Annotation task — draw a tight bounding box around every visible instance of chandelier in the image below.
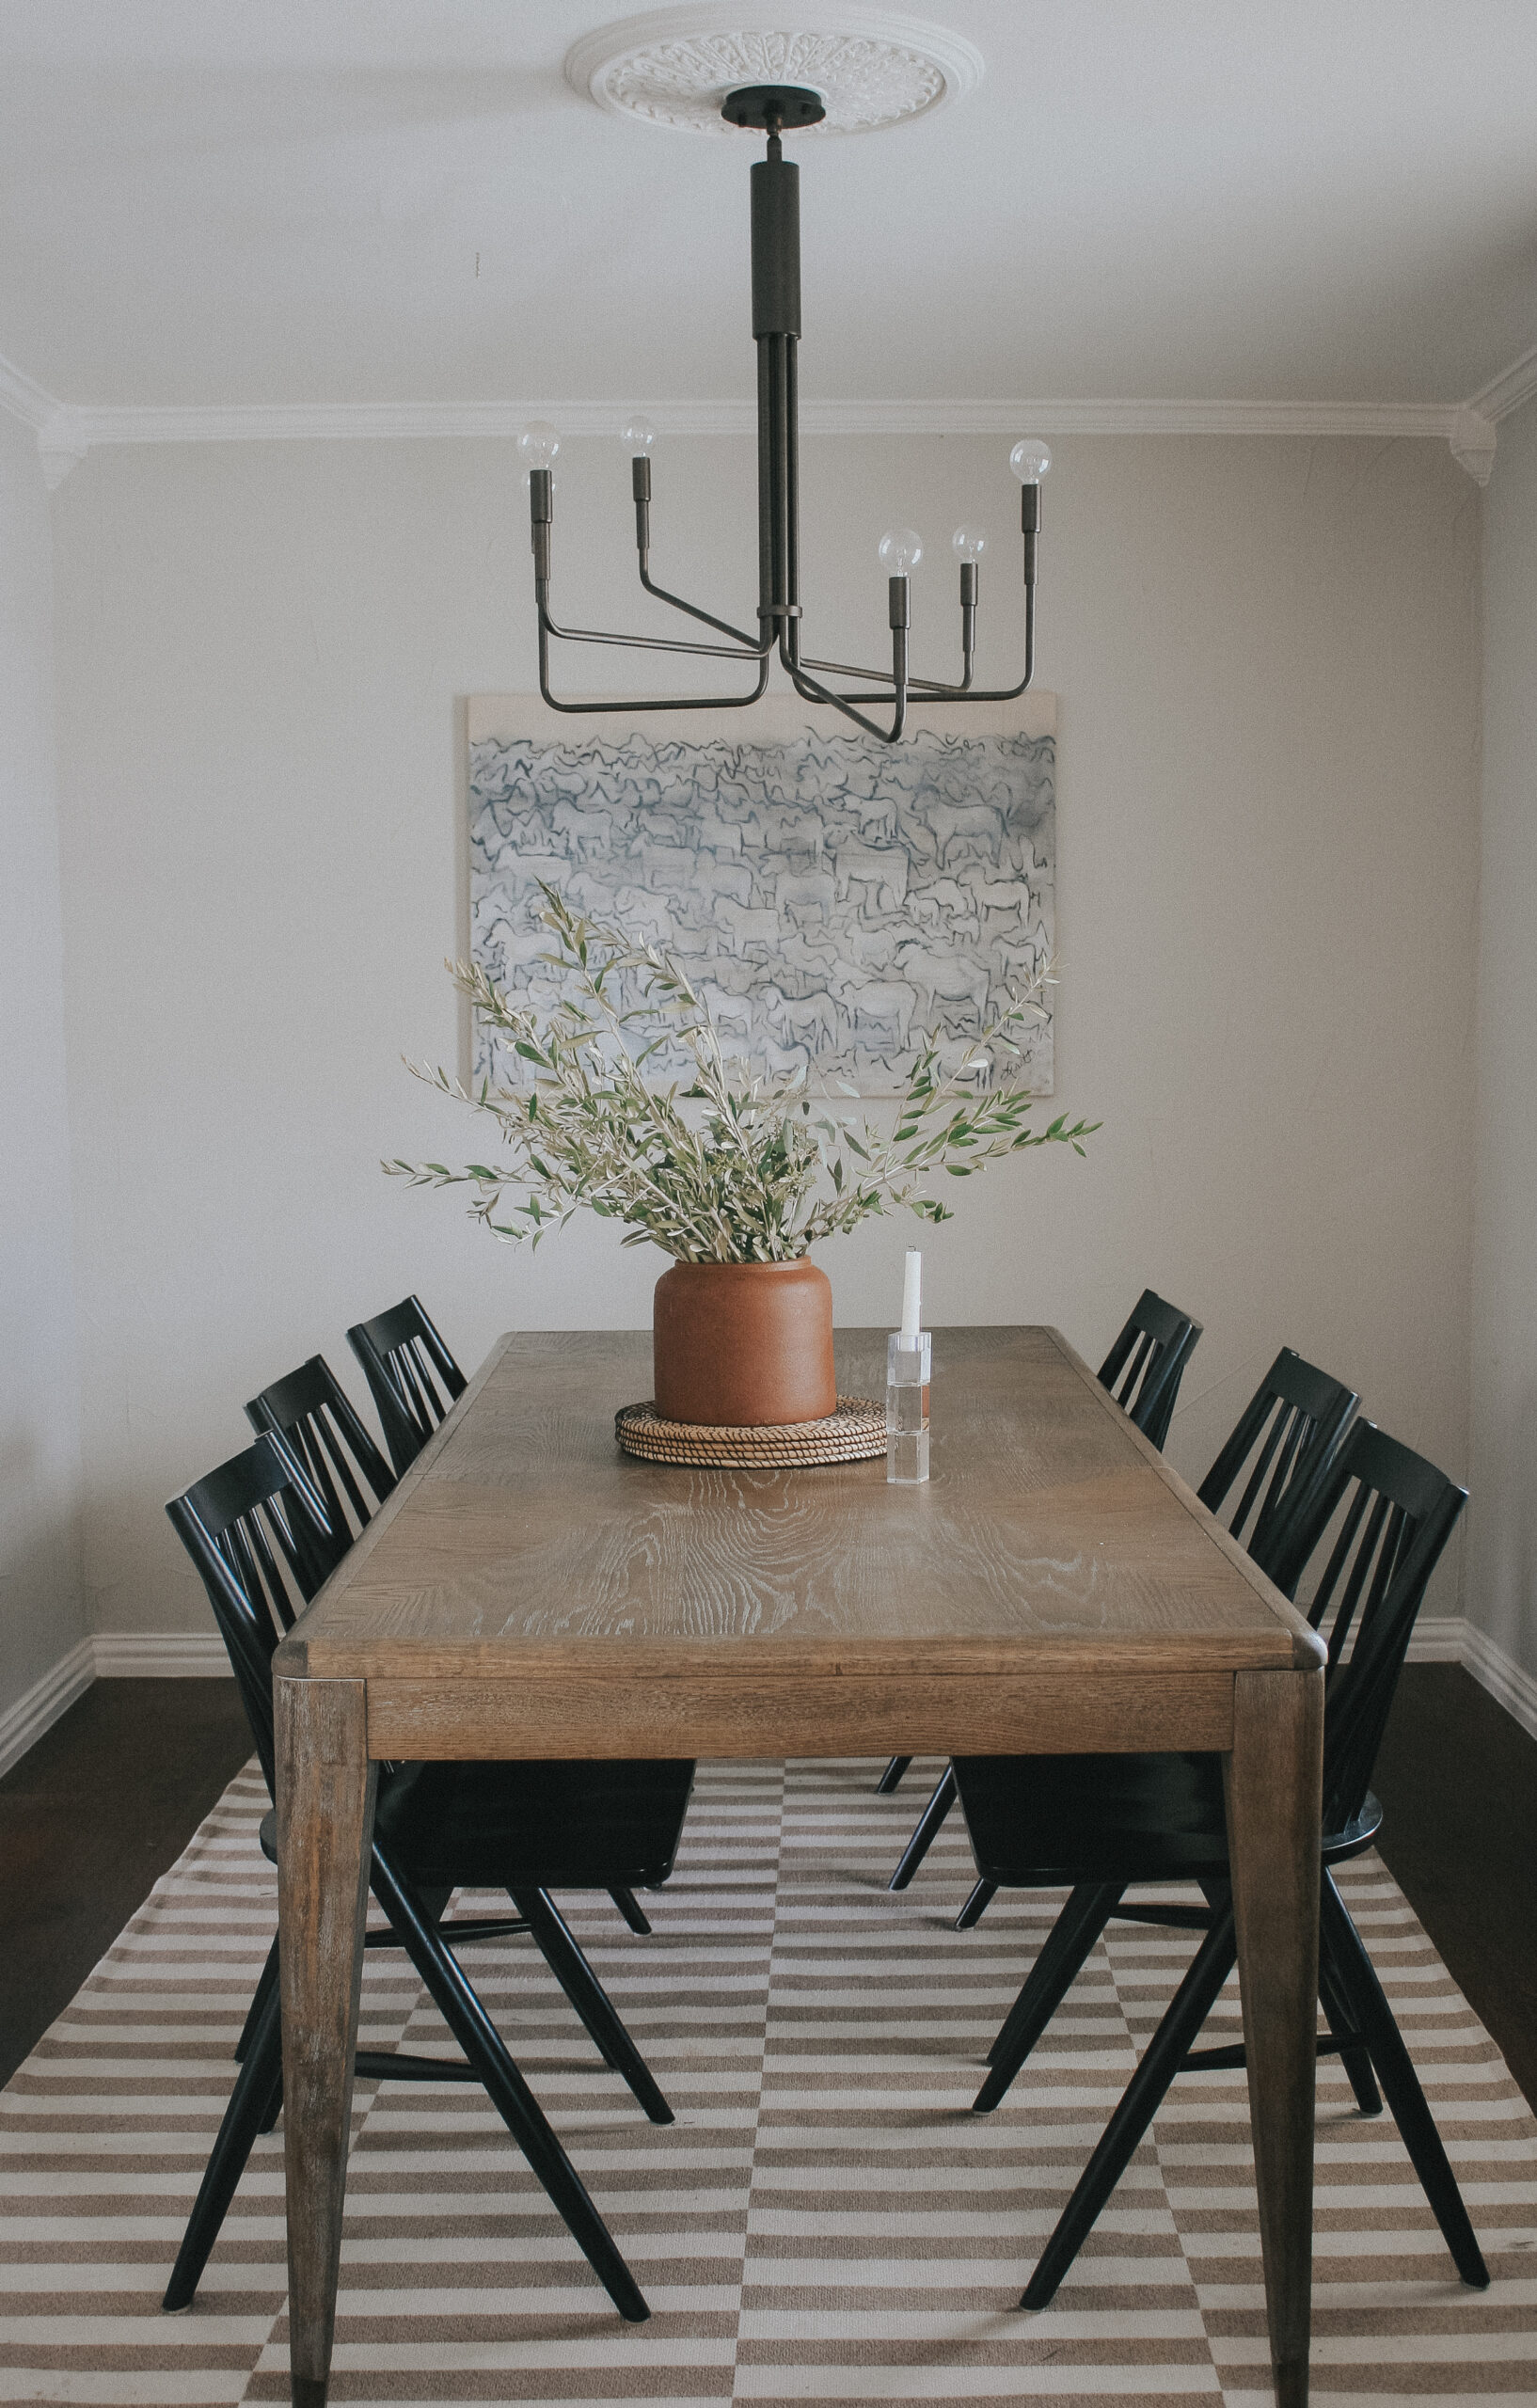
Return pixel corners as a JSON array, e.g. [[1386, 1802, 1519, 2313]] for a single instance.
[[519, 82, 1047, 744]]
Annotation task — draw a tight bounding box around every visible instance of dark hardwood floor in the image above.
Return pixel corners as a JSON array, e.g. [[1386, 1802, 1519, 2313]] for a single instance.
[[0, 1677, 251, 2088], [1, 1666, 1533, 2106], [1371, 1663, 1537, 2110]]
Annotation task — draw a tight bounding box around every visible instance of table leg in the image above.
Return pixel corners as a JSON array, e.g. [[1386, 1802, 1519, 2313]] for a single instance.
[[1223, 1664, 1324, 2408], [276, 1676, 376, 2408]]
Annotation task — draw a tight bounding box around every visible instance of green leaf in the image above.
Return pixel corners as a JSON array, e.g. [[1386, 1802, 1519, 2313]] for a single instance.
[[391, 888, 1097, 1261]]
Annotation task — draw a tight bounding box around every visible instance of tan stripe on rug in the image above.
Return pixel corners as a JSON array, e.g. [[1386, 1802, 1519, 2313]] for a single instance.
[[0, 1757, 1531, 2405]]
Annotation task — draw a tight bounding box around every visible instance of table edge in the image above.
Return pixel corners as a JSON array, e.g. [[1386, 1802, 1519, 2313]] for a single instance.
[[1041, 1326, 1325, 1671], [276, 1326, 1325, 1681]]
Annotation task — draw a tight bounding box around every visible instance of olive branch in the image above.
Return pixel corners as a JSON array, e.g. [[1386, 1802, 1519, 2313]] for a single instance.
[[387, 884, 1098, 1260]]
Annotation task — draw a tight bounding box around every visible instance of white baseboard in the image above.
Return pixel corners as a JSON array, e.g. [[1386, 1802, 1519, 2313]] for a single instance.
[[1402, 1619, 1537, 1736], [1459, 1620, 1537, 1739], [0, 1638, 96, 1781], [1405, 1618, 1467, 1664], [4, 1619, 1534, 1779], [0, 1630, 230, 1780], [89, 1632, 230, 1678]]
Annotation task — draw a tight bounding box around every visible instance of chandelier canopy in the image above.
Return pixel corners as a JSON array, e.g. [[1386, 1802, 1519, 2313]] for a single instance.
[[522, 82, 1046, 744]]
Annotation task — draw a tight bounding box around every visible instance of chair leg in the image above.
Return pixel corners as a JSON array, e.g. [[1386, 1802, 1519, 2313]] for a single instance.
[[233, 1935, 279, 2064], [976, 1882, 1124, 2107], [370, 1846, 650, 2322], [1320, 1873, 1489, 2287], [255, 2050, 284, 2135], [514, 1888, 673, 2127], [955, 1877, 999, 1929], [887, 1765, 958, 1891], [163, 1981, 283, 2310], [506, 1886, 620, 2072], [877, 1755, 912, 1794], [608, 1885, 652, 1936], [1022, 1907, 1239, 2310], [1318, 1950, 1382, 2116]]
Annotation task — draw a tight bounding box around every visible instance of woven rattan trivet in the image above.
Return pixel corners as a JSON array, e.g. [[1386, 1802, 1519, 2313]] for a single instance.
[[615, 1396, 886, 1467]]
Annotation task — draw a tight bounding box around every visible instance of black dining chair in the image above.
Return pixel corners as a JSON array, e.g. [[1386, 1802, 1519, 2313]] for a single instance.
[[947, 1345, 1360, 1929], [164, 1430, 693, 2322], [1097, 1286, 1204, 1450], [347, 1293, 467, 1478], [956, 1416, 1488, 2305], [881, 1326, 1321, 1917], [246, 1353, 658, 1940], [246, 1350, 397, 1524]]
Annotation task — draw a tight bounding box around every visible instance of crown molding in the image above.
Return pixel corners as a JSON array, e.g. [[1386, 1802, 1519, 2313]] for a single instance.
[[1466, 340, 1537, 426], [1450, 403, 1497, 488], [40, 392, 1467, 450], [0, 347, 60, 432], [0, 348, 90, 487], [9, 342, 1537, 485]]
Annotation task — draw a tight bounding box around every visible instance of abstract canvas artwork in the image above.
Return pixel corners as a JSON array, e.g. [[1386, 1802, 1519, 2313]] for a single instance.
[[466, 697, 1055, 1097]]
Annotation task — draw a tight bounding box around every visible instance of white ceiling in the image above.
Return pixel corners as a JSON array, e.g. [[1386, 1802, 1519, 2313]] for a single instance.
[[1, 1, 1535, 411]]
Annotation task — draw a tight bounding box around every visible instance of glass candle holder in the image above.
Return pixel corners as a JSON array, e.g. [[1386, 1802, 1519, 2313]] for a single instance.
[[886, 1331, 931, 1485]]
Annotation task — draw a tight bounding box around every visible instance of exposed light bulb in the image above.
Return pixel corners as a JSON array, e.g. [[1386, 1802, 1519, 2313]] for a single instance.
[[878, 527, 924, 575], [1008, 438, 1052, 484], [517, 420, 561, 471], [952, 524, 988, 561], [620, 414, 657, 456]]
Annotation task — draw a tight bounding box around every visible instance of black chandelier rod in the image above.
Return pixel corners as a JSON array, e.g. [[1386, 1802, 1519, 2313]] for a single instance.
[[528, 93, 1040, 740]]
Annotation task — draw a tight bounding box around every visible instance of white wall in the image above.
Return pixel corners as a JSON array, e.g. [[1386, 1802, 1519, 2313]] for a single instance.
[[0, 409, 85, 1719], [50, 430, 1481, 1640], [1469, 393, 1537, 1686]]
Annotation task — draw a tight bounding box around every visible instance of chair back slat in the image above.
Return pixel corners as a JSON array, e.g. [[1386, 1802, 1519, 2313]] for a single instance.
[[166, 1432, 346, 1795], [288, 1416, 356, 1533], [1263, 1418, 1466, 1832], [347, 1295, 467, 1478], [1097, 1289, 1202, 1451], [1228, 1402, 1296, 1548], [1197, 1348, 1358, 1584], [246, 1354, 395, 1541], [1322, 1488, 1392, 1666]]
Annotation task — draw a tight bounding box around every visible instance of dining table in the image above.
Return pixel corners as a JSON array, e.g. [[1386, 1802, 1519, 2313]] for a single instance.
[[272, 1323, 1327, 2407]]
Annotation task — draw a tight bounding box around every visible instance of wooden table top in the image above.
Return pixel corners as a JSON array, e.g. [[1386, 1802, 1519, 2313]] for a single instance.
[[278, 1326, 1323, 1686]]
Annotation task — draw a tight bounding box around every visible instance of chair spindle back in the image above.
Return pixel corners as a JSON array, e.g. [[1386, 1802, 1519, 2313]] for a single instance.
[[347, 1294, 467, 1478], [1196, 1348, 1358, 1583], [1267, 1419, 1466, 1834], [166, 1432, 345, 1795], [246, 1354, 395, 1541], [1097, 1289, 1202, 1450]]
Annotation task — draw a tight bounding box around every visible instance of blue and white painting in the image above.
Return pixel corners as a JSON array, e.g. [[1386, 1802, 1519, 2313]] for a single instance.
[[466, 703, 1055, 1098]]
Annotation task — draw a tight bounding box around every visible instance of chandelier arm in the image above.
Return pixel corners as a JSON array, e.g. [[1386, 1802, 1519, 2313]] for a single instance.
[[780, 653, 907, 744], [629, 460, 768, 651], [923, 582, 1036, 702], [778, 626, 908, 745], [635, 563, 768, 653], [535, 613, 772, 716], [538, 603, 768, 663], [808, 581, 1036, 705], [800, 656, 976, 697]]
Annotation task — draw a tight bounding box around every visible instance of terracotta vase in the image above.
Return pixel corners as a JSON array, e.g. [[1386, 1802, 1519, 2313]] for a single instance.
[[653, 1259, 837, 1427]]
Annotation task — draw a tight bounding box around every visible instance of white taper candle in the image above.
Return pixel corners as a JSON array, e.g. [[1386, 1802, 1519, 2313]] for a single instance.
[[901, 1247, 922, 1341]]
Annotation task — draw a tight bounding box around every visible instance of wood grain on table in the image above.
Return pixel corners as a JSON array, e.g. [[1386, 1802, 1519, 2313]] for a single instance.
[[277, 1328, 1321, 1760]]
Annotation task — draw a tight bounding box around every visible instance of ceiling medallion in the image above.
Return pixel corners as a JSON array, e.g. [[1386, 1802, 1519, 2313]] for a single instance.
[[564, 8, 984, 136]]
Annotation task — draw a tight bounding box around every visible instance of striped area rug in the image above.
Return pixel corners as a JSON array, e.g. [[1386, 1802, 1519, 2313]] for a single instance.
[[1, 1756, 1533, 2404]]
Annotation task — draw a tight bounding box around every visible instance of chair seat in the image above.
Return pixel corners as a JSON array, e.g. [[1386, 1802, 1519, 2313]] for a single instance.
[[954, 1751, 1383, 1885], [374, 1757, 695, 1890], [259, 1758, 695, 1888]]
